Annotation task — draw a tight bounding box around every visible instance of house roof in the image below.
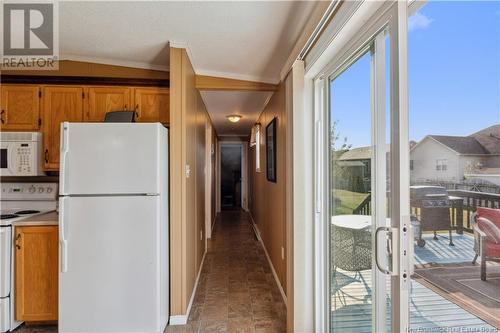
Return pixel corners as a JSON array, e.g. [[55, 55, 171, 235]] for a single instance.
[[338, 146, 371, 161], [337, 160, 366, 167], [470, 124, 500, 154], [428, 135, 489, 155]]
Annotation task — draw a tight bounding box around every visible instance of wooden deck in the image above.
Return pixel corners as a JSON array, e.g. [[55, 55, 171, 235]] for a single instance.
[[331, 233, 497, 332]]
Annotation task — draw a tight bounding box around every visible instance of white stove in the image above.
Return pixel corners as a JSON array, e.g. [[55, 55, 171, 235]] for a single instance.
[[0, 182, 58, 333]]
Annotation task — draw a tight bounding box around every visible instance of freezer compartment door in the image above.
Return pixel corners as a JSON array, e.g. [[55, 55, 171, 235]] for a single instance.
[[0, 298, 9, 333], [59, 123, 167, 195], [59, 196, 166, 333], [0, 226, 11, 298]]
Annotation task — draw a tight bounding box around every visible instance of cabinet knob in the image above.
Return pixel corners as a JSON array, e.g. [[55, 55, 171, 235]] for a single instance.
[[44, 149, 49, 163], [0, 110, 5, 124]]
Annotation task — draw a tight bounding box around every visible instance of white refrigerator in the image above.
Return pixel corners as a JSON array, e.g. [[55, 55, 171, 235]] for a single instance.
[[58, 122, 169, 333]]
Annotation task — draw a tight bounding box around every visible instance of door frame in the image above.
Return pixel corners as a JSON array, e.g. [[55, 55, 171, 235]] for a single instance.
[[217, 141, 248, 211], [303, 1, 410, 332], [205, 123, 213, 239]]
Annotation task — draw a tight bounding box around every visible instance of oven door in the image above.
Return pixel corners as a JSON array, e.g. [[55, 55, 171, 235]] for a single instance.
[[0, 298, 10, 333], [0, 226, 11, 298]]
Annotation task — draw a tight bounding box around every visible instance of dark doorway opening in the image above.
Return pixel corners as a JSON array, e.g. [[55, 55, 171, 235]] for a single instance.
[[221, 146, 242, 210]]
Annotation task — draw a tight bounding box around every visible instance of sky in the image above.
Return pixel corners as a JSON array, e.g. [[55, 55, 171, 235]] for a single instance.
[[330, 1, 500, 149]]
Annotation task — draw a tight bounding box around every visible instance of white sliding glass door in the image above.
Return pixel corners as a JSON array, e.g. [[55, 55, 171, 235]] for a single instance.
[[313, 2, 411, 332]]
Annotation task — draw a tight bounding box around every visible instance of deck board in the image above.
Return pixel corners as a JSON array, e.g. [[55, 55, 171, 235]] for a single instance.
[[331, 233, 497, 332]]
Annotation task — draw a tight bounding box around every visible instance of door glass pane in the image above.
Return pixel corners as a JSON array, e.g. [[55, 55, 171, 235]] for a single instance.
[[329, 51, 374, 332], [408, 2, 500, 331]]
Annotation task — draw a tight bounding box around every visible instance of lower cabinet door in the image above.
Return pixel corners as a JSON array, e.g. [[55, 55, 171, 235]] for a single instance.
[[15, 226, 58, 322]]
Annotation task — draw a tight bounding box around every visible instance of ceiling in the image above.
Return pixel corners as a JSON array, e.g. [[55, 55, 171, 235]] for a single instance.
[[59, 1, 319, 135], [200, 91, 273, 136]]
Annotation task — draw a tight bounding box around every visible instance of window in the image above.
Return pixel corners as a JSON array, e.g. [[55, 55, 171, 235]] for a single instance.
[[436, 159, 447, 171], [410, 159, 414, 171]]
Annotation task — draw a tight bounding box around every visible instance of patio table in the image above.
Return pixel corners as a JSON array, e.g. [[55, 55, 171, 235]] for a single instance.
[[331, 214, 373, 272]]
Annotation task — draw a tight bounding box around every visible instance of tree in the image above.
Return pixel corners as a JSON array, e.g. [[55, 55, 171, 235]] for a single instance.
[[330, 120, 352, 152]]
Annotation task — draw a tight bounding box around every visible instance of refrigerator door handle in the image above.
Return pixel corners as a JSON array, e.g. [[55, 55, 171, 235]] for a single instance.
[[59, 197, 69, 273], [60, 122, 70, 195]]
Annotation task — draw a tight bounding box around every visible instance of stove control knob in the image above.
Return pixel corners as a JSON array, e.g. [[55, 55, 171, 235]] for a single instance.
[[28, 186, 36, 194], [46, 187, 53, 193], [38, 187, 44, 193]]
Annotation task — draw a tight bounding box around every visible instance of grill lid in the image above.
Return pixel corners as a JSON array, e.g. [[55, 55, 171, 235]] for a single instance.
[[411, 186, 449, 200]]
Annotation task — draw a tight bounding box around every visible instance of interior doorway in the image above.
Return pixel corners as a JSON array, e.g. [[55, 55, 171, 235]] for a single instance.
[[220, 145, 242, 210]]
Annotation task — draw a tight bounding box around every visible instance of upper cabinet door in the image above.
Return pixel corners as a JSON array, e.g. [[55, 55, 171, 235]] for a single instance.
[[85, 87, 132, 122], [0, 85, 40, 131], [134, 88, 169, 123], [42, 86, 84, 170]]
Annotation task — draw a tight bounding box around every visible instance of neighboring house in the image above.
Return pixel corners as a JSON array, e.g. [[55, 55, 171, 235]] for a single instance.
[[410, 124, 500, 183], [337, 146, 372, 179]]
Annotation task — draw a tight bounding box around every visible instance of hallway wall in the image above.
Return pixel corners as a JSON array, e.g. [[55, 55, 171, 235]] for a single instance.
[[170, 47, 211, 317], [248, 80, 287, 292]]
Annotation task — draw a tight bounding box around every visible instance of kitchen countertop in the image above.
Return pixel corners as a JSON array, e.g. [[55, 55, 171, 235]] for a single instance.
[[13, 211, 59, 226]]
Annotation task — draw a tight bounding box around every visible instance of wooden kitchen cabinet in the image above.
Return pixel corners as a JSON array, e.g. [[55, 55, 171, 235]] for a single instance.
[[85, 86, 132, 122], [133, 88, 169, 124], [0, 85, 40, 131], [15, 226, 58, 322], [42, 86, 84, 170]]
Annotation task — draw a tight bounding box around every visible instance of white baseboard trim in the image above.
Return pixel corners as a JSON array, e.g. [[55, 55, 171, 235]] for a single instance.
[[248, 213, 288, 306], [169, 315, 188, 326], [169, 250, 207, 326]]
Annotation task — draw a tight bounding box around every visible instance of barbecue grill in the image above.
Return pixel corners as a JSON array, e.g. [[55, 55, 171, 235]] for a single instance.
[[410, 185, 455, 246]]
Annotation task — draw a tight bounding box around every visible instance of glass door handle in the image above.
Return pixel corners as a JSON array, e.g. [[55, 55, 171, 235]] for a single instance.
[[375, 226, 398, 276]]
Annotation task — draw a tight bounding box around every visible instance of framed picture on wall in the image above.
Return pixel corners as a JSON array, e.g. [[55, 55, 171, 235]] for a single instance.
[[266, 117, 277, 182]]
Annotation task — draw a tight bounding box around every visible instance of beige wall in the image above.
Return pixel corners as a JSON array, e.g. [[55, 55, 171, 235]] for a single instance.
[[170, 47, 211, 316], [248, 81, 287, 291]]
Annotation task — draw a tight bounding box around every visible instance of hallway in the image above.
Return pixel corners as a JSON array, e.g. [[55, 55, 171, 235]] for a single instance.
[[167, 210, 286, 333]]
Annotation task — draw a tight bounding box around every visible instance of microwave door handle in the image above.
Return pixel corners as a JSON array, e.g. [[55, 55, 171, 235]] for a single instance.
[[7, 144, 15, 175]]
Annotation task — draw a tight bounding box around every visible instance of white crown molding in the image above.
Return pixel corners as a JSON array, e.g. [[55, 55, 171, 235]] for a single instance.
[[59, 54, 169, 72]]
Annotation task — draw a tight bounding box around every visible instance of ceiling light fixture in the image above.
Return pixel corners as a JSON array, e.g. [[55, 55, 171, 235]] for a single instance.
[[227, 115, 242, 123]]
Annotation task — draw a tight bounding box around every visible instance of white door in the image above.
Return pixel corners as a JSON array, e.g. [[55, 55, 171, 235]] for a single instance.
[[0, 226, 11, 298], [59, 123, 166, 195], [59, 195, 165, 333]]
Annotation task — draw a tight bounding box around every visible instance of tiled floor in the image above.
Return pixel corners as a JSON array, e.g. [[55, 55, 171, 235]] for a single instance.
[[166, 210, 287, 333]]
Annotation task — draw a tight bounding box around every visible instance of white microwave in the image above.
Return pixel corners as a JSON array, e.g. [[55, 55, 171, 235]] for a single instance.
[[0, 132, 45, 176]]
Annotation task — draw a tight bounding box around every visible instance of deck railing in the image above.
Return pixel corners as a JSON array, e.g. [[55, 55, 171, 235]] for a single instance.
[[352, 194, 371, 215], [351, 190, 500, 233]]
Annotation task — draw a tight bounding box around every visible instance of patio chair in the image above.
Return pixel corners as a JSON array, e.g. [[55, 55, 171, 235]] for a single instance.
[[472, 207, 500, 281]]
